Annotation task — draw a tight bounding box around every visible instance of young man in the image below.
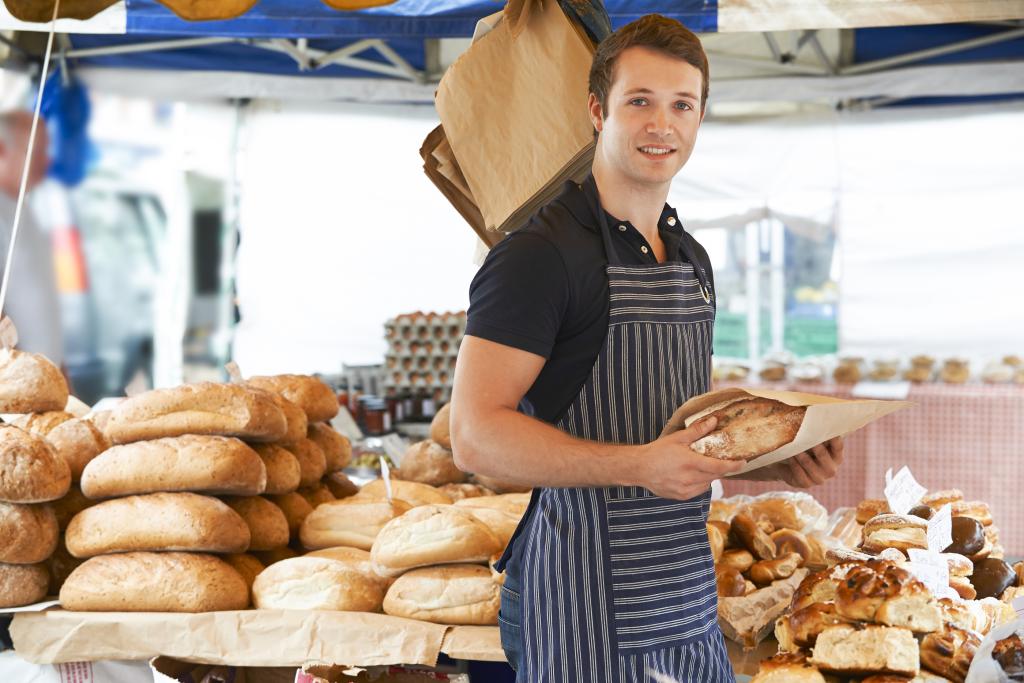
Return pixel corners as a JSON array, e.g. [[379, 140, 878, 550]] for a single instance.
[[450, 15, 843, 682]]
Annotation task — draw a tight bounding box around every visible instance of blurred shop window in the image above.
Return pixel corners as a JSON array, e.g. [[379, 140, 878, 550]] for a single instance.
[[694, 218, 838, 362]]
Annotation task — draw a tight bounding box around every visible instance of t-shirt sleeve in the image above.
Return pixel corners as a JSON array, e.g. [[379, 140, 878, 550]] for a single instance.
[[465, 231, 569, 359]]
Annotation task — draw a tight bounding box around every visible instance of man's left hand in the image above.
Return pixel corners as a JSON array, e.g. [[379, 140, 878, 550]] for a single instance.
[[738, 437, 845, 488]]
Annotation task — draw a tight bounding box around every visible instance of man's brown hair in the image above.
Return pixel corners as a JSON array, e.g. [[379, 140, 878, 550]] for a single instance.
[[588, 14, 710, 119]]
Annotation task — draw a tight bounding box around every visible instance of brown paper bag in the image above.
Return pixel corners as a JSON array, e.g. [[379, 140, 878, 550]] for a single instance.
[[661, 388, 912, 475]]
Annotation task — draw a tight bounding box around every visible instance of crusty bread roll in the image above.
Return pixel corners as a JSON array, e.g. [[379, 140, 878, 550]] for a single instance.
[[438, 483, 494, 502], [286, 438, 326, 488], [771, 529, 811, 564], [297, 484, 335, 509], [60, 552, 248, 612], [270, 393, 307, 445], [920, 625, 979, 683], [716, 565, 746, 597], [265, 492, 314, 538], [856, 499, 891, 525], [222, 496, 289, 551], [730, 513, 776, 560], [356, 479, 452, 507], [429, 403, 452, 449], [0, 561, 49, 607], [323, 471, 359, 500], [835, 561, 941, 633], [809, 624, 919, 677], [65, 492, 251, 558], [252, 545, 299, 567], [0, 501, 57, 564], [10, 411, 74, 434], [305, 546, 393, 589], [222, 552, 264, 603], [307, 423, 351, 473], [252, 444, 301, 495], [81, 435, 267, 499], [470, 473, 531, 494], [252, 556, 383, 611], [42, 418, 109, 482], [52, 485, 95, 530], [453, 493, 530, 517], [683, 397, 806, 461], [0, 349, 69, 413], [706, 523, 725, 563], [370, 505, 501, 574], [247, 375, 339, 423], [398, 440, 466, 487], [383, 564, 499, 625], [749, 552, 803, 586], [0, 425, 71, 503], [457, 505, 521, 549], [750, 653, 827, 683], [105, 382, 287, 445], [300, 498, 411, 551]]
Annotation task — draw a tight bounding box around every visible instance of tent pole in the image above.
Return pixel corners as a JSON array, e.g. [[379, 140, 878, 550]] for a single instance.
[[65, 37, 235, 59], [840, 27, 1024, 75]]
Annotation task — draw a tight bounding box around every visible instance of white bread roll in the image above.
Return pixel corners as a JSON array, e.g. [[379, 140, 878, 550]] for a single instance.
[[0, 425, 71, 503], [65, 492, 251, 558], [429, 403, 452, 449], [0, 562, 49, 607], [453, 493, 531, 517], [81, 435, 267, 499], [43, 418, 110, 482], [383, 564, 499, 625], [252, 556, 383, 611], [105, 382, 287, 445], [371, 504, 501, 574], [286, 438, 326, 488], [307, 423, 351, 472], [222, 496, 289, 551], [0, 349, 68, 413], [398, 440, 466, 487], [60, 552, 248, 612], [9, 411, 73, 434], [300, 498, 411, 551], [470, 473, 531, 494], [356, 479, 452, 507], [439, 483, 495, 502], [455, 505, 520, 549], [251, 444, 301, 495], [247, 375, 339, 423], [0, 501, 58, 564], [265, 492, 313, 538], [305, 546, 393, 589]]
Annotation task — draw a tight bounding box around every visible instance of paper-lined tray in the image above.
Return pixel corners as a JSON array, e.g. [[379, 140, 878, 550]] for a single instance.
[[11, 609, 505, 667], [662, 387, 912, 475]]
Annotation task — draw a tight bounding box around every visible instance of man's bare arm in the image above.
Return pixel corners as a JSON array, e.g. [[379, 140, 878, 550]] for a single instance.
[[450, 335, 741, 500]]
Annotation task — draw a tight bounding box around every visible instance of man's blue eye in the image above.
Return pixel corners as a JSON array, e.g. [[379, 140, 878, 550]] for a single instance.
[[630, 98, 647, 106], [676, 102, 692, 110]]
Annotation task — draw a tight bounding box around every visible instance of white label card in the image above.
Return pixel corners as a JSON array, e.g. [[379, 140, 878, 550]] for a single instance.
[[0, 316, 18, 350], [1014, 596, 1024, 620], [884, 466, 927, 516], [380, 456, 393, 503], [903, 560, 949, 597], [224, 361, 243, 383], [852, 381, 911, 400], [927, 504, 953, 553]]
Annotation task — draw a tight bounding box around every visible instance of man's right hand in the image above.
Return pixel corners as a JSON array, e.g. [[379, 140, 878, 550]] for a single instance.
[[631, 417, 744, 500]]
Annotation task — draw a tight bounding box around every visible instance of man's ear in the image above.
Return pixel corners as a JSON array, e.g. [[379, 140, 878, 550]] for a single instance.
[[587, 93, 603, 134]]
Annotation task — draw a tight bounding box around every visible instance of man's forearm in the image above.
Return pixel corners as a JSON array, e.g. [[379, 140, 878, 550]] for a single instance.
[[453, 407, 642, 489]]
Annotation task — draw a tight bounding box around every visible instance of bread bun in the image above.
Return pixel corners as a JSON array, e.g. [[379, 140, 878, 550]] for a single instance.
[[52, 485, 95, 529], [247, 375, 339, 423], [0, 425, 71, 503], [267, 394, 307, 445], [398, 440, 466, 487], [307, 423, 350, 472], [749, 552, 803, 586], [453, 493, 530, 517], [470, 473, 531, 494], [861, 514, 928, 553], [0, 349, 68, 413], [706, 523, 725, 563], [65, 492, 251, 558], [42, 418, 109, 482], [429, 403, 452, 449], [284, 438, 326, 489], [684, 397, 806, 461], [948, 575, 977, 600], [447, 505, 519, 550], [922, 489, 964, 509], [780, 602, 850, 649], [743, 494, 827, 532], [0, 501, 57, 564], [323, 471, 358, 500], [81, 435, 267, 499], [856, 499, 891, 525], [251, 546, 298, 567], [265, 492, 314, 538], [297, 484, 335, 509], [383, 564, 499, 625], [222, 496, 289, 551], [941, 553, 973, 578], [809, 624, 919, 677], [9, 411, 73, 434], [60, 552, 248, 612], [252, 556, 383, 611], [251, 444, 301, 495], [750, 653, 827, 683], [222, 552, 264, 601], [105, 382, 287, 444], [730, 513, 776, 560], [0, 561, 49, 607], [835, 560, 940, 633], [719, 548, 755, 574], [356, 479, 452, 507], [45, 537, 82, 595], [920, 625, 979, 683], [950, 500, 993, 527], [370, 504, 501, 573], [305, 546, 393, 589], [771, 529, 811, 563], [438, 483, 494, 502], [299, 497, 411, 551], [716, 565, 746, 597]]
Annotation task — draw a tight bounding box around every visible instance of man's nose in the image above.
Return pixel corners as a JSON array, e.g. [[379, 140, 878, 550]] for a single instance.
[[647, 107, 670, 134]]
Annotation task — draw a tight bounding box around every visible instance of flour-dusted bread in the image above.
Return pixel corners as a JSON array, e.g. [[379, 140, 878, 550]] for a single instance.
[[685, 397, 806, 461], [222, 496, 289, 551], [59, 552, 248, 612], [80, 435, 267, 499], [383, 564, 499, 625], [247, 375, 339, 423], [300, 497, 411, 551], [286, 438, 326, 488], [252, 556, 384, 612], [104, 382, 287, 444], [355, 479, 452, 507], [0, 501, 58, 564], [0, 562, 49, 607], [307, 422, 351, 472], [0, 425, 71, 503], [0, 349, 68, 413], [429, 403, 452, 449], [251, 444, 301, 495], [398, 440, 465, 487], [370, 504, 501, 574], [65, 492, 251, 558]]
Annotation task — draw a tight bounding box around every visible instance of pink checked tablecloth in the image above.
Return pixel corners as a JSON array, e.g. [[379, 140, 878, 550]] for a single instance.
[[719, 382, 1024, 557]]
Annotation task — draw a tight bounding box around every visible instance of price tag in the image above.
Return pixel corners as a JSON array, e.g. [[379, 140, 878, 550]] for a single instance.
[[903, 561, 948, 597], [852, 381, 911, 400], [1014, 596, 1024, 620], [380, 456, 393, 504], [0, 316, 18, 350], [224, 361, 243, 383], [927, 504, 953, 553], [884, 466, 926, 516]]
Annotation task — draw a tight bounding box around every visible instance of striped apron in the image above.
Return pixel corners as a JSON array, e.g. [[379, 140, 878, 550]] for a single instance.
[[496, 177, 733, 682]]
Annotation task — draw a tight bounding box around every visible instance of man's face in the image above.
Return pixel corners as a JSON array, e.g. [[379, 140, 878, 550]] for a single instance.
[[589, 46, 704, 188]]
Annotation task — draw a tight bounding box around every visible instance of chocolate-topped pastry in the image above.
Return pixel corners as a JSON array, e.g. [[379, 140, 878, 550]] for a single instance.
[[971, 558, 1016, 600], [908, 504, 934, 520], [945, 516, 984, 556], [993, 634, 1024, 680], [1013, 560, 1024, 587]]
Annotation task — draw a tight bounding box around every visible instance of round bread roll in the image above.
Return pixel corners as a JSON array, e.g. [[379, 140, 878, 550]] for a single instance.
[[252, 444, 301, 495], [715, 565, 746, 597], [470, 473, 531, 494], [457, 505, 520, 549], [0, 561, 49, 607], [0, 425, 71, 503], [856, 499, 891, 525], [43, 418, 109, 482], [247, 375, 339, 423], [52, 485, 95, 529], [252, 546, 299, 567], [0, 501, 58, 564], [683, 397, 806, 461], [300, 498, 412, 551], [104, 382, 287, 445], [286, 438, 327, 489], [307, 423, 351, 473], [271, 394, 307, 445], [81, 435, 267, 499], [370, 504, 501, 574], [60, 552, 248, 612], [749, 552, 803, 586], [222, 553, 265, 603], [383, 564, 499, 625], [222, 496, 289, 551], [920, 625, 979, 683], [305, 546, 393, 589], [429, 403, 452, 449], [297, 484, 335, 509], [356, 479, 452, 507], [253, 556, 383, 611], [323, 471, 358, 500], [265, 492, 314, 538], [0, 348, 69, 413], [750, 653, 827, 683], [438, 483, 494, 502], [719, 548, 755, 574], [9, 411, 74, 434], [706, 523, 725, 563], [730, 513, 776, 561], [771, 529, 811, 564], [453, 493, 530, 517], [65, 492, 251, 558], [398, 440, 466, 487]]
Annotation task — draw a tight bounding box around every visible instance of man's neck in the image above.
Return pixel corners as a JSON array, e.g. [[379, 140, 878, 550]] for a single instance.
[[591, 154, 671, 243]]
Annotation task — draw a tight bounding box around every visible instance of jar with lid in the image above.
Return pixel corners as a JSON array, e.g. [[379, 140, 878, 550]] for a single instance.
[[361, 397, 391, 436]]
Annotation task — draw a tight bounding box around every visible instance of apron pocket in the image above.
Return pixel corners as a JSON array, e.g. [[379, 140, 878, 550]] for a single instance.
[[498, 584, 523, 672]]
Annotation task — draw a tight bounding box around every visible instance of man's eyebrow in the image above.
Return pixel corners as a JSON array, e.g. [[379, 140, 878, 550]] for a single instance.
[[622, 87, 699, 99]]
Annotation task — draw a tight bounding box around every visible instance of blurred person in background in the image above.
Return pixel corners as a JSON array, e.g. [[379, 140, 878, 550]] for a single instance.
[[0, 109, 62, 365]]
